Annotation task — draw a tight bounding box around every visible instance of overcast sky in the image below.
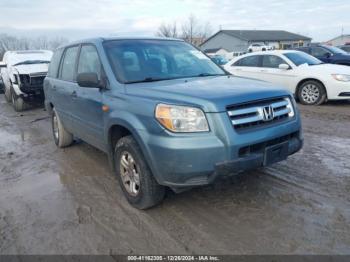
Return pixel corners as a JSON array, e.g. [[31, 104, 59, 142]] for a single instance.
[[0, 0, 349, 42]]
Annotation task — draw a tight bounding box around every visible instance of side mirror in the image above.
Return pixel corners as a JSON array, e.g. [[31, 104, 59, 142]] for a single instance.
[[325, 52, 332, 58], [0, 61, 7, 68], [77, 72, 100, 88], [278, 63, 290, 70]]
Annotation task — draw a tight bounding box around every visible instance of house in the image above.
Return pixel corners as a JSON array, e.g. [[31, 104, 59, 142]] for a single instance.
[[326, 34, 350, 46], [200, 30, 312, 53]]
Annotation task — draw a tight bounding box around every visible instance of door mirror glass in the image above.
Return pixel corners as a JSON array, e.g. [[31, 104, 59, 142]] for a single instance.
[[77, 72, 100, 88], [0, 61, 7, 68], [278, 63, 290, 70]]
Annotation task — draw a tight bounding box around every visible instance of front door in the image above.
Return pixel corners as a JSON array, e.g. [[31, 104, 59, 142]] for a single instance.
[[257, 55, 297, 93]]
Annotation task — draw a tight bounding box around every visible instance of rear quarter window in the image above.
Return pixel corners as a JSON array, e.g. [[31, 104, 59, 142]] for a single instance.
[[47, 48, 63, 78]]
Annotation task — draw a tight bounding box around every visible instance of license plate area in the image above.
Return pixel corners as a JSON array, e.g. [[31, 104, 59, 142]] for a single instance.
[[263, 141, 289, 166]]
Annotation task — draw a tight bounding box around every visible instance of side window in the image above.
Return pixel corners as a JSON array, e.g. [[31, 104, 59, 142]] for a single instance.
[[47, 48, 63, 78], [60, 46, 79, 81], [311, 47, 329, 57], [262, 55, 286, 68], [236, 56, 260, 67], [77, 45, 102, 79]]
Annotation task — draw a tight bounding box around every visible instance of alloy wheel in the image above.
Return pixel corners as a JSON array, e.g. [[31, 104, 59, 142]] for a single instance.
[[301, 84, 320, 104], [119, 151, 140, 196]]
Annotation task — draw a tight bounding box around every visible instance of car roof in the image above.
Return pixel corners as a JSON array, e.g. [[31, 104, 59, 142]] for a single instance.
[[57, 36, 184, 49]]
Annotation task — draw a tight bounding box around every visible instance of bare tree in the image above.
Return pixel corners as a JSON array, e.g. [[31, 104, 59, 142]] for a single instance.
[[156, 15, 212, 46], [156, 22, 178, 38], [0, 34, 68, 59]]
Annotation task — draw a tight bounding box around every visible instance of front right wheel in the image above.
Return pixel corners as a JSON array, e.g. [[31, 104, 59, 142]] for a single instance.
[[297, 80, 327, 105], [115, 135, 165, 209]]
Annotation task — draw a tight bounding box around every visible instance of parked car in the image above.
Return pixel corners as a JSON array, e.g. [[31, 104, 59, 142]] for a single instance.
[[0, 50, 53, 111], [248, 43, 273, 53], [295, 44, 350, 66], [209, 54, 229, 65], [44, 37, 303, 209], [224, 50, 350, 105], [338, 45, 350, 53]]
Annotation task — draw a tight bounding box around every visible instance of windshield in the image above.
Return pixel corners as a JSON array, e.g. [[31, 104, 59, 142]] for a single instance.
[[13, 60, 50, 66], [103, 40, 226, 84], [284, 52, 323, 66], [324, 45, 347, 55]]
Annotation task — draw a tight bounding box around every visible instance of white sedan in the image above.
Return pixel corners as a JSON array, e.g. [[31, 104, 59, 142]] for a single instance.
[[224, 50, 350, 105]]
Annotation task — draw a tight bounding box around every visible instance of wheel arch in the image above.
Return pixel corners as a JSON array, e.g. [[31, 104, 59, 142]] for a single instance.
[[106, 121, 154, 177], [295, 78, 327, 98]]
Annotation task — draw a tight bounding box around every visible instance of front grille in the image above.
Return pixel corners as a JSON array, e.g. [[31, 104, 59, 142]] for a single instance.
[[238, 131, 299, 157], [227, 97, 294, 131], [19, 74, 46, 93]]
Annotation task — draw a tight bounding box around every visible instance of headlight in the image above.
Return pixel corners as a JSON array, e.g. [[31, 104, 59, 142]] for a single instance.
[[332, 74, 350, 82], [155, 104, 209, 132]]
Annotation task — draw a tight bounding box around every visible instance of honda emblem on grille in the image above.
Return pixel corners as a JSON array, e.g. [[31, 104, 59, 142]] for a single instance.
[[262, 105, 274, 121]]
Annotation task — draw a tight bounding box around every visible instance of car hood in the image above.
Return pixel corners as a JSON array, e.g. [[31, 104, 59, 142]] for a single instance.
[[12, 63, 49, 75], [125, 76, 291, 112], [299, 63, 350, 74]]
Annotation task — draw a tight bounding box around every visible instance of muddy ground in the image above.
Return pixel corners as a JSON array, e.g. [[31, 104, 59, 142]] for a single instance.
[[0, 95, 350, 255]]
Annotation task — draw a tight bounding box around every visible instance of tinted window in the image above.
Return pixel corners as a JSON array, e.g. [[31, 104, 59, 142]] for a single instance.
[[47, 48, 63, 78], [103, 40, 225, 84], [284, 52, 322, 66], [77, 45, 101, 79], [311, 47, 329, 57], [324, 45, 347, 55], [237, 55, 260, 67], [262, 55, 286, 68], [60, 46, 79, 81]]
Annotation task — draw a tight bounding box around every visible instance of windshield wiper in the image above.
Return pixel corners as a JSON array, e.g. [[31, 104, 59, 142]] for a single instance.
[[196, 73, 226, 77], [125, 77, 174, 84]]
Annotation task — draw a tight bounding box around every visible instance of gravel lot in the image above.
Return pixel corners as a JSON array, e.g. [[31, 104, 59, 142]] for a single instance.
[[0, 95, 350, 255]]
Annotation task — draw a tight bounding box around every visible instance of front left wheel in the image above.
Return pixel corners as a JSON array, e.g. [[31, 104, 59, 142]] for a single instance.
[[297, 80, 327, 105], [115, 135, 165, 209]]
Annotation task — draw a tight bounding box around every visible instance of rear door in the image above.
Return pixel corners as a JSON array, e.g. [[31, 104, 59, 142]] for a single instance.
[[73, 44, 105, 151], [54, 45, 80, 132], [229, 55, 262, 79]]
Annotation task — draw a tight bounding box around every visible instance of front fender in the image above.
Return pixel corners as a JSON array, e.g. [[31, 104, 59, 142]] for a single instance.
[[105, 113, 162, 183]]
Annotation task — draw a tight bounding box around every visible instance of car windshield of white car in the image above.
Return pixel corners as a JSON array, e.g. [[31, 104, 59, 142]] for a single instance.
[[284, 52, 323, 66], [13, 60, 50, 66]]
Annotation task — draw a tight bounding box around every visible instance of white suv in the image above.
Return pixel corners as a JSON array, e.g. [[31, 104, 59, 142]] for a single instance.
[[0, 50, 52, 111], [248, 43, 273, 53]]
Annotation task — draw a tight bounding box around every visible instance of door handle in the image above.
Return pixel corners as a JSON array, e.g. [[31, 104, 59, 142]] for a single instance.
[[71, 91, 77, 98]]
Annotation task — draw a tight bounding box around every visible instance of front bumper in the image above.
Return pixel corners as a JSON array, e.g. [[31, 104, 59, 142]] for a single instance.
[[141, 112, 303, 188], [326, 80, 350, 100]]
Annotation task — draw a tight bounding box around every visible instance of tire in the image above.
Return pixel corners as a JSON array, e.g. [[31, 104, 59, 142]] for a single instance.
[[297, 80, 327, 105], [51, 108, 74, 148], [4, 87, 11, 103], [11, 89, 26, 112], [115, 135, 165, 209]]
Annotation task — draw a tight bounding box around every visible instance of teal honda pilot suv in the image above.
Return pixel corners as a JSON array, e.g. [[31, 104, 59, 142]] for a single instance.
[[44, 37, 303, 209]]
